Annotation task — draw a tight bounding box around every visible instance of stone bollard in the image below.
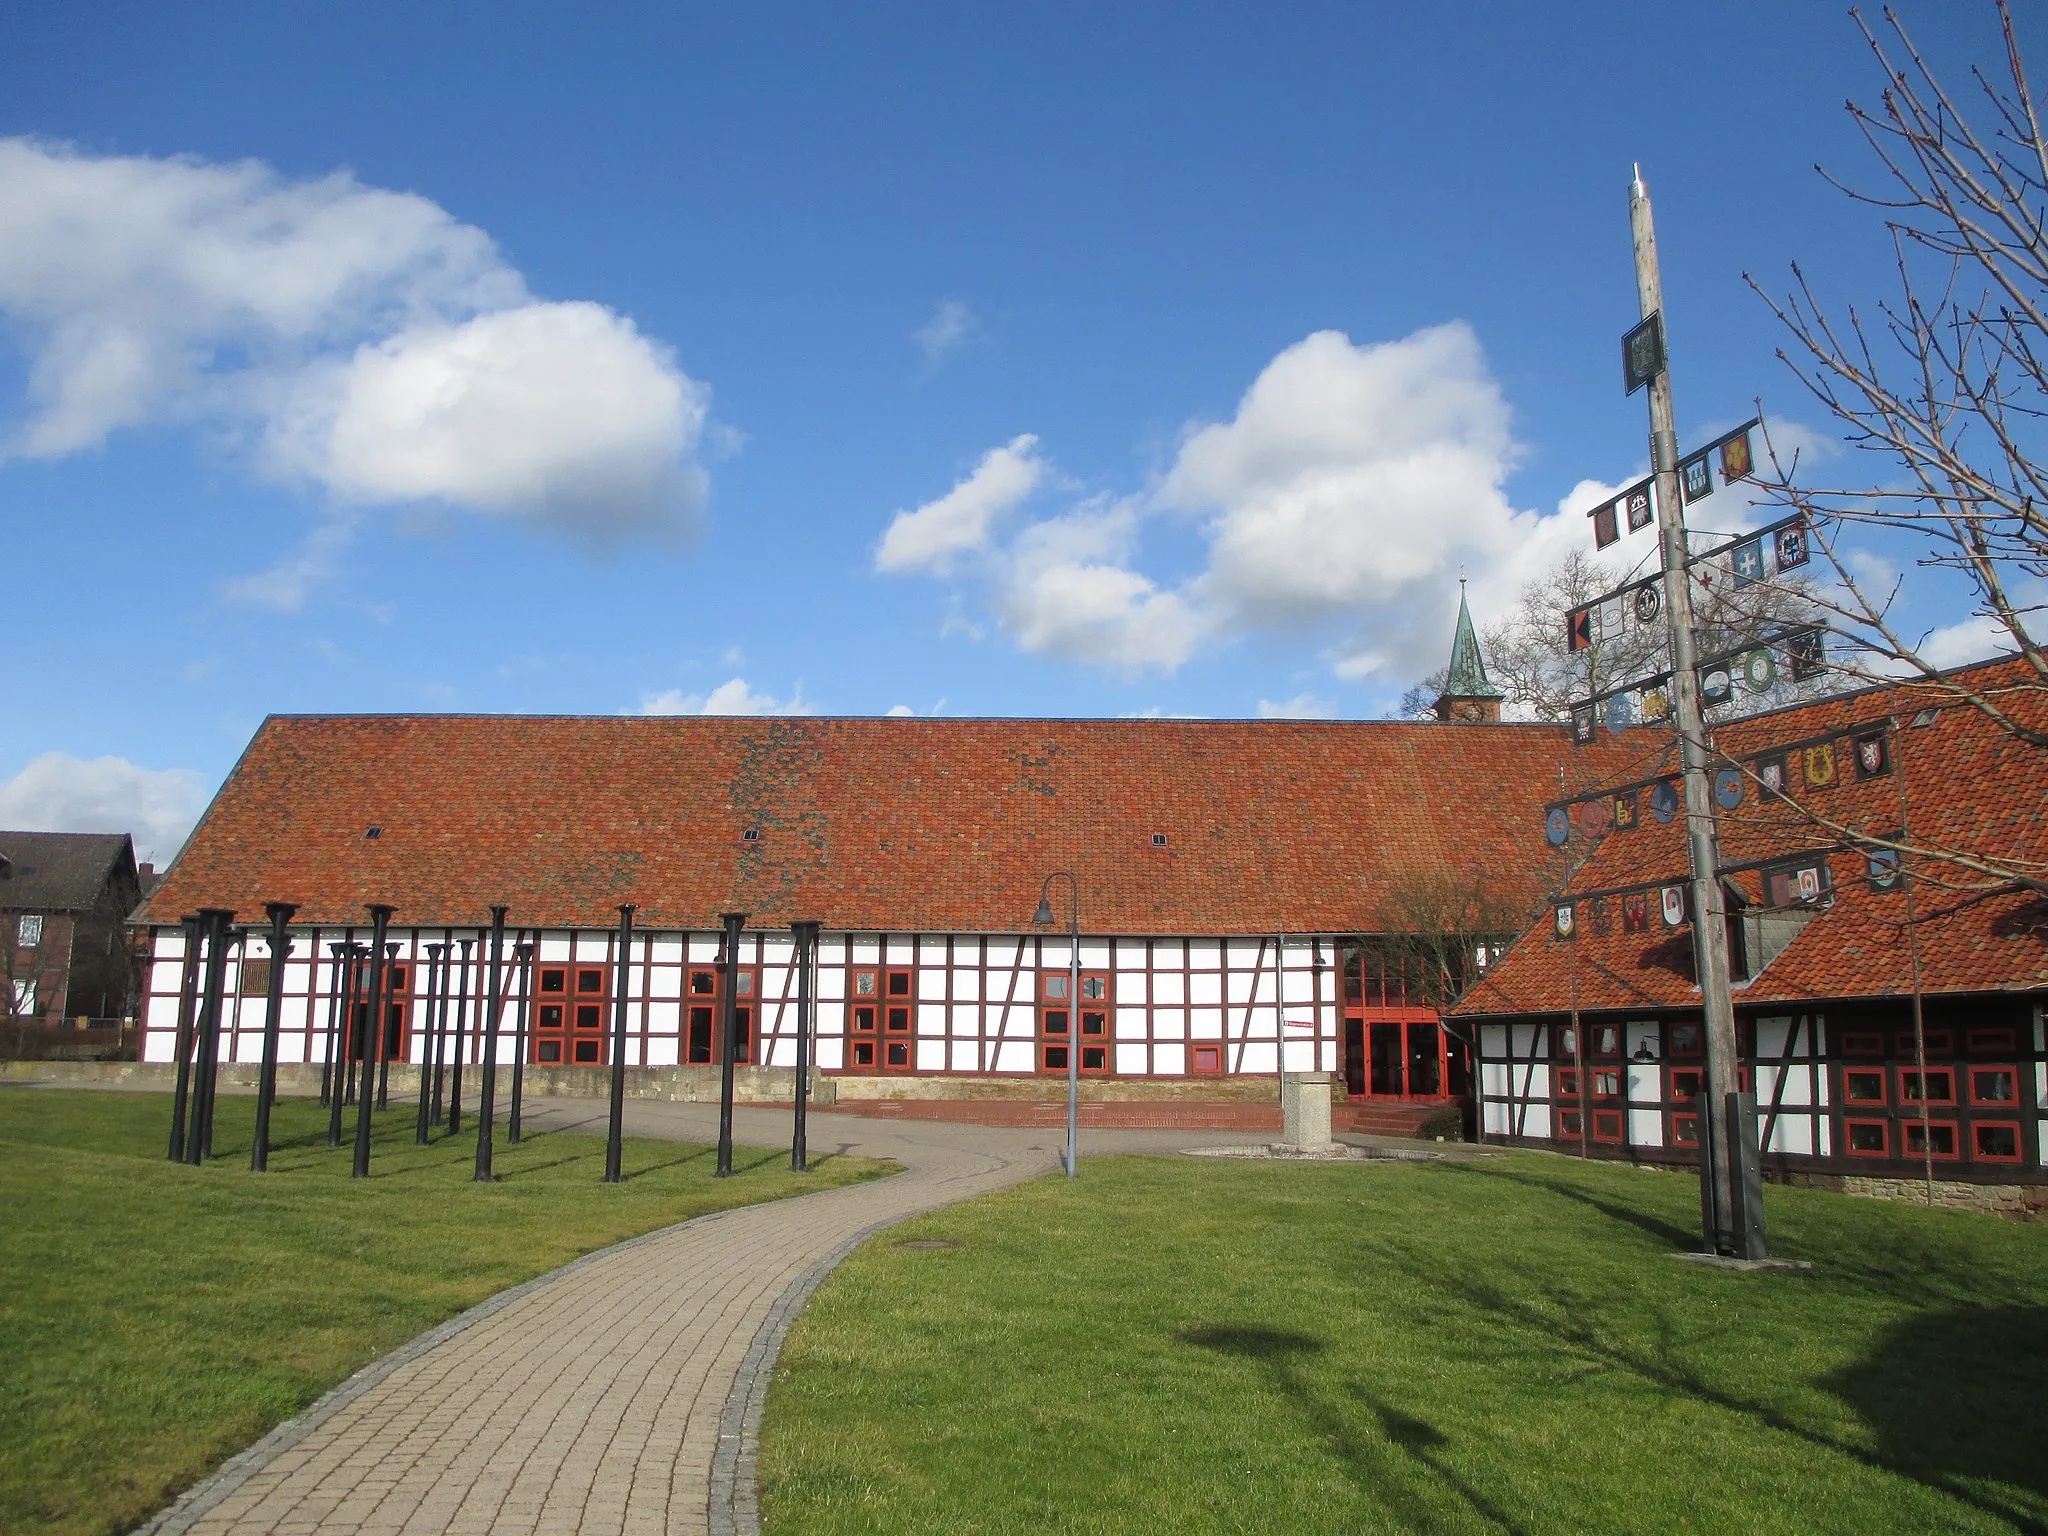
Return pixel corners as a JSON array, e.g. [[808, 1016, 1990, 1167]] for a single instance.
[[1281, 1073, 1334, 1152]]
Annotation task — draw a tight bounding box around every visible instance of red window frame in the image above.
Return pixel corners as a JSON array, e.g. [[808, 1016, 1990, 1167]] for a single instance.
[[1590, 1108, 1624, 1143], [1555, 1068, 1581, 1098], [1591, 1068, 1622, 1100], [680, 964, 758, 1068], [1591, 1025, 1622, 1059], [533, 962, 610, 1066], [1668, 1067, 1703, 1102], [1897, 1066, 1957, 1106], [1552, 1023, 1579, 1058], [1670, 1112, 1700, 1146], [1841, 1067, 1887, 1107], [1967, 1027, 2016, 1053], [1898, 1028, 1952, 1056], [1667, 1023, 1703, 1058], [1971, 1121, 2023, 1164], [1842, 1119, 1890, 1157], [1040, 970, 1110, 1075], [1840, 1030, 1884, 1056], [1558, 1108, 1584, 1137], [1190, 1042, 1224, 1074], [1968, 1065, 2019, 1106], [1904, 1119, 1961, 1160]]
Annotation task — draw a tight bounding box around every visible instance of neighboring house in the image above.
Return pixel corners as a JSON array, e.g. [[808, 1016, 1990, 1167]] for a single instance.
[[1451, 656, 2047, 1187], [128, 600, 1616, 1124], [1, 831, 146, 1027]]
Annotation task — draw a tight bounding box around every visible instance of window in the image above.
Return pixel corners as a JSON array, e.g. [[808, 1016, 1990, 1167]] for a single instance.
[[541, 969, 567, 994], [1969, 1066, 2018, 1106], [1669, 1068, 1703, 1101], [1591, 1109, 1624, 1142], [1554, 1024, 1578, 1057], [1081, 976, 1106, 1001], [1840, 1030, 1883, 1056], [1899, 1029, 1952, 1056], [1668, 1023, 1702, 1057], [887, 971, 912, 997], [577, 968, 605, 993], [1844, 1120, 1889, 1157], [1899, 1068, 1955, 1106], [1151, 833, 1168, 847], [1044, 973, 1069, 1001], [1972, 1122, 2022, 1163], [15, 914, 43, 948], [1904, 1121, 1959, 1160], [853, 971, 877, 997], [11, 979, 36, 1015], [684, 968, 757, 1067], [1592, 1069, 1621, 1098], [1592, 1026, 1621, 1058], [1555, 1068, 1580, 1098], [1559, 1109, 1584, 1136], [1191, 1043, 1223, 1073], [1671, 1113, 1700, 1146], [534, 964, 608, 1067], [1842, 1069, 1886, 1105], [1967, 1028, 2016, 1052]]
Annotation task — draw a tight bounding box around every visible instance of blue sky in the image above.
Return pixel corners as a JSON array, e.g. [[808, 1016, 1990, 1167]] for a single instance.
[[0, 2, 2022, 860]]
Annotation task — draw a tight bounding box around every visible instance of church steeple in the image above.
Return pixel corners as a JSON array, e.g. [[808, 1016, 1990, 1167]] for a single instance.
[[1434, 577, 1504, 723]]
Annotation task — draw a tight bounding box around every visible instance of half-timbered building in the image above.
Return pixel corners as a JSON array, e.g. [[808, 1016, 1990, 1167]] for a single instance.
[[1452, 656, 2048, 1195]]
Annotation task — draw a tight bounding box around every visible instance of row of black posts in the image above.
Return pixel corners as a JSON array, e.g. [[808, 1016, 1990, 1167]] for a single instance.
[[167, 902, 823, 1182]]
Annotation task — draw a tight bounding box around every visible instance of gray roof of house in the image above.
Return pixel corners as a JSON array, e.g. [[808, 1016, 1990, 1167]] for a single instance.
[[0, 831, 135, 912]]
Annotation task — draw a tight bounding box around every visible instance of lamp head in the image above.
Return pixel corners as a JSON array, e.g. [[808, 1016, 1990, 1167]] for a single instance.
[[1032, 897, 1055, 927]]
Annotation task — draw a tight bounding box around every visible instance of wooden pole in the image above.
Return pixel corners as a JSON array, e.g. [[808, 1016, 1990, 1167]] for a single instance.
[[1630, 165, 1758, 1258], [604, 907, 636, 1182], [252, 902, 297, 1171]]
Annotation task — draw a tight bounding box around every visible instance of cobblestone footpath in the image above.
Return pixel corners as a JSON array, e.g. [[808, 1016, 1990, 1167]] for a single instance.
[[139, 1100, 1088, 1536]]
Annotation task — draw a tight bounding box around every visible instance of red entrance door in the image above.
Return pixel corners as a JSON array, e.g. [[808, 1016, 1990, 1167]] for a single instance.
[[1345, 1008, 1450, 1100]]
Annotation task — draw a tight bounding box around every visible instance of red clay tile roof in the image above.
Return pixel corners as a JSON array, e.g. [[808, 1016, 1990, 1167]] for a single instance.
[[137, 714, 1644, 935], [1452, 657, 2048, 1016]]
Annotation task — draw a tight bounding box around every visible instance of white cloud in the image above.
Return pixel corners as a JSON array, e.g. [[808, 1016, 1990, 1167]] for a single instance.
[[876, 433, 1042, 576], [636, 677, 818, 716], [1256, 692, 1338, 719], [1919, 609, 2028, 668], [995, 498, 1205, 671], [221, 519, 354, 612], [914, 299, 980, 364], [885, 703, 915, 717], [0, 753, 207, 865], [0, 138, 711, 557]]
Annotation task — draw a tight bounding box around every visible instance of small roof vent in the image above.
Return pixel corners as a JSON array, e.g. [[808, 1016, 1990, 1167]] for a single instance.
[[1150, 833, 1168, 847], [741, 828, 760, 842], [364, 826, 383, 840]]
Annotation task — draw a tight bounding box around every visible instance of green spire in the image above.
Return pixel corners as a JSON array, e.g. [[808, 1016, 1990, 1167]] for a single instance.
[[1443, 580, 1503, 700]]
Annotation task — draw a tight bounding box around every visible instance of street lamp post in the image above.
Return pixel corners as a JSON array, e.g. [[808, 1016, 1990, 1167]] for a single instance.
[[1033, 873, 1081, 1180]]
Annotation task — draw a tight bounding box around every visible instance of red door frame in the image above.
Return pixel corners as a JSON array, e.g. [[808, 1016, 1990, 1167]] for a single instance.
[[1344, 1006, 1456, 1102]]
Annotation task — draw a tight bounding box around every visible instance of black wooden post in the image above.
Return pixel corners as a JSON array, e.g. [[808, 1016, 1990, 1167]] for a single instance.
[[447, 937, 473, 1134], [790, 920, 818, 1172], [376, 941, 399, 1110], [714, 911, 747, 1178], [319, 934, 349, 1107], [186, 909, 234, 1164], [473, 907, 508, 1182], [167, 915, 202, 1161], [327, 944, 361, 1148], [252, 902, 297, 1172], [351, 906, 394, 1178], [508, 939, 534, 1143], [416, 942, 444, 1145], [604, 906, 637, 1182], [427, 937, 450, 1127]]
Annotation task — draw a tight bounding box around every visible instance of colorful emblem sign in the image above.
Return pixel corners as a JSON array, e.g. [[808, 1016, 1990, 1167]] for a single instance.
[[1775, 520, 1809, 570], [1681, 455, 1714, 503], [1567, 607, 1593, 651], [1640, 685, 1670, 724], [1700, 665, 1734, 706], [1555, 903, 1577, 939], [1742, 648, 1777, 694], [1603, 692, 1634, 733], [1622, 892, 1650, 932], [1804, 741, 1838, 789], [1579, 798, 1611, 838], [1661, 885, 1687, 928], [1867, 847, 1902, 891], [1719, 430, 1754, 483], [1650, 780, 1680, 822], [1633, 582, 1661, 626], [1592, 501, 1619, 549], [1623, 313, 1665, 395], [1756, 752, 1788, 796], [1731, 537, 1765, 588], [1853, 731, 1890, 780], [1613, 789, 1639, 831], [1788, 626, 1825, 681], [1546, 808, 1571, 846], [1713, 768, 1743, 809], [1570, 702, 1597, 745], [1626, 485, 1654, 531]]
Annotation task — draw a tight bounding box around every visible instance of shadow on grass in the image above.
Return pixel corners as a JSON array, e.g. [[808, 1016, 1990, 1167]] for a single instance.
[[1385, 1241, 2048, 1534], [1178, 1322, 1525, 1533], [1432, 1159, 1700, 1250], [1825, 1305, 2048, 1524]]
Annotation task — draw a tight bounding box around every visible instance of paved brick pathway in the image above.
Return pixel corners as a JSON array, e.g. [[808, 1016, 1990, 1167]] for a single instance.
[[140, 1100, 1229, 1536]]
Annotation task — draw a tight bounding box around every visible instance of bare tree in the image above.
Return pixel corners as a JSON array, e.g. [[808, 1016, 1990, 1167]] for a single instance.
[[1400, 548, 1828, 723], [1743, 1, 2048, 899], [1362, 865, 1546, 1006]]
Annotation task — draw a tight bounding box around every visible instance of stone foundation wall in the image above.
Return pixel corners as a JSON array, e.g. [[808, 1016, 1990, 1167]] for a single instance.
[[1790, 1172, 2048, 1222], [0, 1060, 835, 1106]]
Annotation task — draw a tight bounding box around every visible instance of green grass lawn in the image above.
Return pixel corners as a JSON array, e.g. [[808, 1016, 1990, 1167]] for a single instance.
[[0, 1088, 891, 1536], [762, 1154, 2048, 1535]]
